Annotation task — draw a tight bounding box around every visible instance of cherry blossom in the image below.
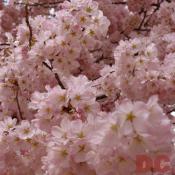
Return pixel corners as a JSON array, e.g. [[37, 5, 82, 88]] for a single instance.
[[0, 0, 174, 174]]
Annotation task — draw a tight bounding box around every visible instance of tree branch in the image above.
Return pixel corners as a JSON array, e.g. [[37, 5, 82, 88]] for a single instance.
[[0, 43, 10, 46], [25, 4, 33, 48], [43, 61, 65, 89], [144, 0, 164, 26], [135, 10, 147, 31], [96, 94, 108, 101], [15, 82, 23, 121], [15, 1, 64, 8], [112, 2, 126, 5]]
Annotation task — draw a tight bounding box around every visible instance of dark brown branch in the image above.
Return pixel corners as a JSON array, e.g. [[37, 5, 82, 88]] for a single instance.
[[96, 94, 108, 101], [144, 0, 164, 26], [131, 65, 136, 77], [25, 4, 33, 48], [134, 28, 151, 32], [0, 43, 10, 46], [120, 31, 130, 40], [15, 83, 23, 121], [112, 2, 127, 5], [0, 43, 11, 51], [15, 1, 64, 8], [43, 61, 65, 89], [166, 105, 175, 114], [135, 10, 147, 31], [43, 61, 52, 70], [95, 54, 104, 63], [54, 73, 65, 89], [89, 48, 102, 53]]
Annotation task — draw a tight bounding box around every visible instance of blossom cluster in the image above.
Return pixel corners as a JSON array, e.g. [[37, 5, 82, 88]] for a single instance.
[[0, 0, 175, 174]]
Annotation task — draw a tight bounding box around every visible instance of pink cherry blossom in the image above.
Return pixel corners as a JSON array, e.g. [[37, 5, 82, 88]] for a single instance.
[[0, 0, 175, 174]]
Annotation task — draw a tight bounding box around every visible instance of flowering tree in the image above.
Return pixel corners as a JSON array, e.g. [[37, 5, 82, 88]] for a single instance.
[[0, 0, 175, 174]]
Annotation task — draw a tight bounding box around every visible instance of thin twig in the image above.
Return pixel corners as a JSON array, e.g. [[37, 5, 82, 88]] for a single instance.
[[134, 28, 151, 32], [96, 94, 108, 101], [166, 106, 175, 114], [0, 43, 11, 51], [43, 61, 52, 70], [120, 31, 130, 40], [15, 84, 23, 121], [112, 2, 127, 5], [25, 4, 33, 48], [135, 10, 147, 31], [15, 1, 64, 8], [144, 0, 164, 26], [43, 61, 65, 89], [54, 73, 65, 89], [0, 43, 10, 46]]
